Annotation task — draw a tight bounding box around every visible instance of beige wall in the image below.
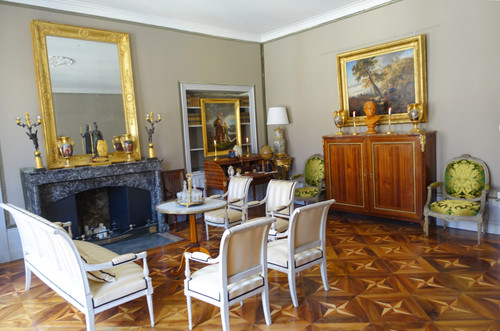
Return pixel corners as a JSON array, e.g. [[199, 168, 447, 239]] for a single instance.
[[1, 0, 500, 211], [263, 0, 500, 197], [0, 3, 264, 208]]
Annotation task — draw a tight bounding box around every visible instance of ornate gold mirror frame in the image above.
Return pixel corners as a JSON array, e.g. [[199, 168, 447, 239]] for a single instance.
[[31, 20, 140, 169]]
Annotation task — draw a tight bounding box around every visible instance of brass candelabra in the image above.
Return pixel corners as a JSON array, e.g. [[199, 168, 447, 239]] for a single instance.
[[146, 112, 162, 159], [16, 112, 44, 170]]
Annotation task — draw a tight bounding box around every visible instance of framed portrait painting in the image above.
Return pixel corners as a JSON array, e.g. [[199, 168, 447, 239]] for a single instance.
[[201, 98, 241, 157], [337, 34, 427, 126]]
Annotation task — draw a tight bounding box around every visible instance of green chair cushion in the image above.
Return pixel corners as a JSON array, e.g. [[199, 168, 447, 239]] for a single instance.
[[304, 156, 325, 187], [295, 187, 320, 198], [430, 199, 481, 216], [445, 159, 485, 199]]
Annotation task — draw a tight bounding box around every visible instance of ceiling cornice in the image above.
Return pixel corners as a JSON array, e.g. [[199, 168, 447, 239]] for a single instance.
[[3, 0, 396, 43]]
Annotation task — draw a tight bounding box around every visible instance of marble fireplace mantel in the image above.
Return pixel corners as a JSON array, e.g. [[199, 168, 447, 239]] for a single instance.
[[20, 159, 166, 233]]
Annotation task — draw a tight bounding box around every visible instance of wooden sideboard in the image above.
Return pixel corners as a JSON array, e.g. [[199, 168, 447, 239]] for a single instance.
[[322, 132, 436, 223], [204, 155, 278, 197]]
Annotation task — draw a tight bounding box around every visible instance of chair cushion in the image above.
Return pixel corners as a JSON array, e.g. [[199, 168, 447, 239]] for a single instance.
[[295, 186, 320, 198], [205, 208, 243, 224], [274, 218, 289, 233], [267, 239, 323, 269], [445, 159, 486, 199], [74, 240, 116, 283], [187, 263, 264, 301], [430, 199, 481, 216], [74, 240, 148, 308]]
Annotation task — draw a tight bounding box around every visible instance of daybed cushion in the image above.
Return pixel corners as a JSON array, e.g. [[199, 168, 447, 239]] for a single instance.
[[73, 240, 148, 308]]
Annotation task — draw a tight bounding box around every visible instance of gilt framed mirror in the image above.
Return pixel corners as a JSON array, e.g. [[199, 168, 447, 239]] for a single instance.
[[31, 20, 141, 169]]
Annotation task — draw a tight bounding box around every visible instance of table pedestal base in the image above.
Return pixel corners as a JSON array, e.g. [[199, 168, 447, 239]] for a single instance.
[[171, 213, 210, 277]]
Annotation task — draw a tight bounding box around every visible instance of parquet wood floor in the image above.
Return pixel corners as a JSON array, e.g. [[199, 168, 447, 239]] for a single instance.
[[1, 210, 500, 330]]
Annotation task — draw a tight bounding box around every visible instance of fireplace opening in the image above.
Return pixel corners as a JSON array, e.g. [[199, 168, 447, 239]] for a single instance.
[[45, 186, 157, 244]]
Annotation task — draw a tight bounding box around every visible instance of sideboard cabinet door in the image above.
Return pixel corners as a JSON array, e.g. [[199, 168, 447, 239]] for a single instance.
[[323, 132, 436, 223]]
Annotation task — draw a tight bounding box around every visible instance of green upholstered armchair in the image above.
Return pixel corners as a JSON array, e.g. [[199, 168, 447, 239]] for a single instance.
[[291, 154, 326, 205], [423, 154, 490, 244]]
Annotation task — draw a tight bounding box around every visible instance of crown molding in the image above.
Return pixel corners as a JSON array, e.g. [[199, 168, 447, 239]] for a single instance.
[[4, 0, 395, 43]]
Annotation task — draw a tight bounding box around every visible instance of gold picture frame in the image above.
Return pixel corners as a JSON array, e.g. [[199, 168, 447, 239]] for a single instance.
[[201, 98, 241, 157], [31, 20, 140, 169], [337, 34, 427, 126]]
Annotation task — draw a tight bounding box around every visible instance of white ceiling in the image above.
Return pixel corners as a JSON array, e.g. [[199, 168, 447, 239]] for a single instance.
[[6, 0, 395, 42]]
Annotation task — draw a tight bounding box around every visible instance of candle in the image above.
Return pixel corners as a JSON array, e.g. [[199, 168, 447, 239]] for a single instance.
[[214, 139, 216, 146], [388, 107, 392, 115], [246, 137, 249, 144], [37, 115, 41, 123], [146, 113, 150, 120], [353, 110, 356, 118], [158, 114, 161, 121]]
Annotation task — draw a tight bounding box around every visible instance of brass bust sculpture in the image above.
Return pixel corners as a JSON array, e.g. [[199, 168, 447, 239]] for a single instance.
[[364, 101, 380, 134]]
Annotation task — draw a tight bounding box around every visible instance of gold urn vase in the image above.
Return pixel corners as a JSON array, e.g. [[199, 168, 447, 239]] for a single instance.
[[121, 134, 136, 162], [58, 136, 74, 168]]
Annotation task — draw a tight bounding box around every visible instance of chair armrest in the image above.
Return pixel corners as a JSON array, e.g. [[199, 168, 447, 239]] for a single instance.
[[428, 182, 442, 189], [209, 194, 222, 199], [425, 182, 443, 206], [247, 200, 263, 207], [272, 205, 287, 213], [291, 174, 303, 181], [185, 251, 219, 264], [229, 198, 242, 204], [83, 251, 147, 271], [54, 221, 73, 238], [184, 251, 219, 278]]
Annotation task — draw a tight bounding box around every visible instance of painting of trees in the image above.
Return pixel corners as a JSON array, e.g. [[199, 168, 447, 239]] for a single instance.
[[347, 49, 415, 115]]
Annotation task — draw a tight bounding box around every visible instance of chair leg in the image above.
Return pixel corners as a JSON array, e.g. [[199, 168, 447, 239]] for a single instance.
[[288, 271, 299, 307], [477, 222, 482, 245], [206, 223, 210, 240], [424, 216, 429, 237], [262, 283, 272, 325], [25, 264, 32, 290], [320, 258, 329, 291], [146, 293, 155, 327], [85, 311, 95, 331], [221, 301, 230, 331], [186, 295, 193, 330]]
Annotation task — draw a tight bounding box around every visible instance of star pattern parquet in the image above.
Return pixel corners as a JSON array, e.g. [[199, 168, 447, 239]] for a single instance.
[[1, 209, 500, 330]]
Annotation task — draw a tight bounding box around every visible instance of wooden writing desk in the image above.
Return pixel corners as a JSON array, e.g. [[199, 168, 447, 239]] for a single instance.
[[204, 155, 278, 198]]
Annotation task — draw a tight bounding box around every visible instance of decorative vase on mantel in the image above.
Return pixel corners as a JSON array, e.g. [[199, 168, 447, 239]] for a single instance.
[[58, 136, 74, 168], [121, 133, 136, 162]]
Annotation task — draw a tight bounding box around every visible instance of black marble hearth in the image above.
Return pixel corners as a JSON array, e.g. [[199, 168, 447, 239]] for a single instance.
[[20, 159, 166, 243]]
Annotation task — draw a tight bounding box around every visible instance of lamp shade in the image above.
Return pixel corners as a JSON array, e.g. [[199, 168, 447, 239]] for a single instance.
[[267, 107, 289, 126]]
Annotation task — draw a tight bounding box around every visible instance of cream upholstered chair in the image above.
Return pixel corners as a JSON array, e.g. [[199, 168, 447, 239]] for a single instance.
[[267, 199, 334, 307], [184, 217, 274, 331], [292, 154, 326, 205], [423, 154, 490, 244], [249, 179, 297, 240], [204, 176, 253, 240], [0, 203, 154, 331]]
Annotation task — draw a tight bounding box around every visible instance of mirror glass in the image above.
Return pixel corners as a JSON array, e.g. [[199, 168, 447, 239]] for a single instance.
[[31, 20, 140, 169], [47, 36, 126, 155]]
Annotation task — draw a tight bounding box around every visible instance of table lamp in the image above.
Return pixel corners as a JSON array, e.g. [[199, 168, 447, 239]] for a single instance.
[[267, 106, 289, 159]]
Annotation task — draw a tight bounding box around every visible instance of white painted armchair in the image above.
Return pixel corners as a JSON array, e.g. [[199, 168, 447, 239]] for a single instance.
[[204, 176, 253, 240], [267, 199, 334, 307], [184, 217, 274, 330], [0, 203, 154, 331]]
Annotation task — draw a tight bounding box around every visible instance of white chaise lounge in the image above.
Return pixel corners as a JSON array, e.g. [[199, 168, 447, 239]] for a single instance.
[[0, 203, 154, 331]]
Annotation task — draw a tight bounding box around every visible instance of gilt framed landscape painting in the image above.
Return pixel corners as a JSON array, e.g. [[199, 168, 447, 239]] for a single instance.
[[337, 34, 427, 126], [201, 98, 241, 157]]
